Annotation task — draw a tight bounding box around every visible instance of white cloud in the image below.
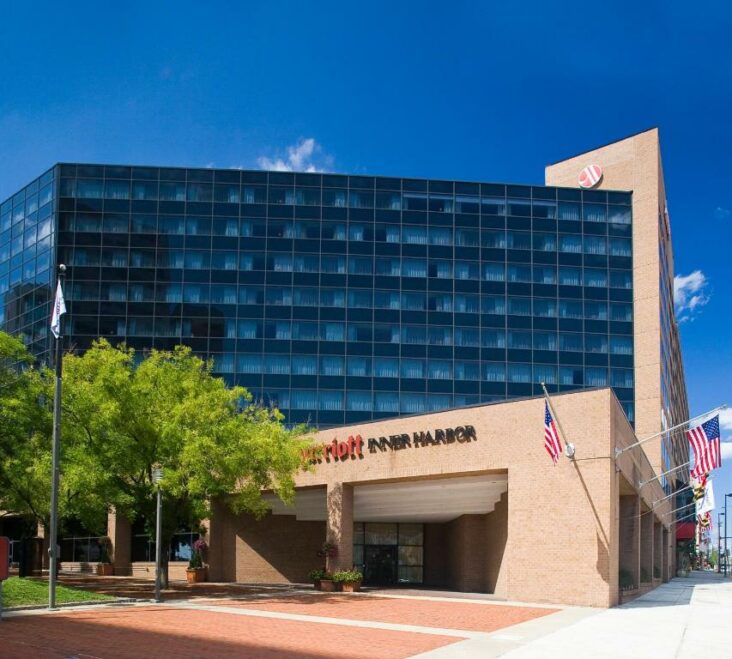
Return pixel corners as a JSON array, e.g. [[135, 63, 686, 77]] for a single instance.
[[721, 442, 732, 462], [713, 206, 730, 220], [720, 408, 732, 431], [257, 138, 332, 173], [674, 270, 710, 323]]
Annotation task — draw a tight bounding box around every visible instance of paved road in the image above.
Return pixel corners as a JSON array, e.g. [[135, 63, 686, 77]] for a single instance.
[[416, 571, 732, 658]]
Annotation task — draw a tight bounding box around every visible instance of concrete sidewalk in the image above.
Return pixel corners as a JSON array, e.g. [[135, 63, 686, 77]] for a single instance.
[[417, 571, 732, 658]]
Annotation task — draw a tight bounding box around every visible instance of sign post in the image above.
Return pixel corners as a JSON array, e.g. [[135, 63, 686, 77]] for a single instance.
[[0, 536, 9, 621]]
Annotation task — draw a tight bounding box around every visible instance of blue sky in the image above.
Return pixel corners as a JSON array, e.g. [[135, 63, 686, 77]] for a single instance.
[[1, 2, 731, 536]]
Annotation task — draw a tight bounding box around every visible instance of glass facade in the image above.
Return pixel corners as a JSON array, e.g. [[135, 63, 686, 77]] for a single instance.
[[1, 164, 635, 427]]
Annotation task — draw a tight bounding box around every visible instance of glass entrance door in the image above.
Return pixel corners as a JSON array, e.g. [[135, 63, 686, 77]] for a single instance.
[[363, 545, 398, 586]]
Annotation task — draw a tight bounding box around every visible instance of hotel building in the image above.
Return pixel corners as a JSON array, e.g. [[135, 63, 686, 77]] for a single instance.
[[0, 128, 688, 606]]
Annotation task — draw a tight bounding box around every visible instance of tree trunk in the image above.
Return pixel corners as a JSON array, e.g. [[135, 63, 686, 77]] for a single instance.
[[161, 555, 170, 589]]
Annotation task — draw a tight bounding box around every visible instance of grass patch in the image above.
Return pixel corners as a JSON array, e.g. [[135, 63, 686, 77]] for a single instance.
[[1, 577, 115, 608]]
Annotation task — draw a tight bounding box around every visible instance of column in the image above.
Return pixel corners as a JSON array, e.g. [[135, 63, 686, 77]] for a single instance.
[[662, 528, 670, 582], [107, 509, 131, 575], [326, 482, 353, 573], [640, 508, 654, 584], [653, 521, 663, 580], [619, 495, 640, 589]]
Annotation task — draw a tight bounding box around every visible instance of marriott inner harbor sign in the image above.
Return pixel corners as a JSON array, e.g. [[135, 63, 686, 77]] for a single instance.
[[302, 425, 477, 464]]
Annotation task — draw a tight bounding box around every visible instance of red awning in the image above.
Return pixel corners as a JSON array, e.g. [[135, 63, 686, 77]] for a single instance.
[[676, 521, 695, 541]]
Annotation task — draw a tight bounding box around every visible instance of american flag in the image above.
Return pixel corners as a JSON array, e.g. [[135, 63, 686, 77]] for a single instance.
[[544, 401, 562, 464], [688, 415, 721, 479]]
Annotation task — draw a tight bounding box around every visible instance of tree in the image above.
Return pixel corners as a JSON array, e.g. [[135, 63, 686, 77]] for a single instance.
[[0, 332, 53, 531], [60, 340, 309, 584]]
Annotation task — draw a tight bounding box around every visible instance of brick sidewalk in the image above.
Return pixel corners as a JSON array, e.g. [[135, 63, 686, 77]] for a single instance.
[[0, 605, 459, 659], [208, 592, 558, 633]]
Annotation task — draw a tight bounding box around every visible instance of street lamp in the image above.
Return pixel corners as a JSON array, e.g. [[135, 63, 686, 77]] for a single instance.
[[725, 494, 732, 577], [152, 466, 163, 602], [719, 512, 725, 574]]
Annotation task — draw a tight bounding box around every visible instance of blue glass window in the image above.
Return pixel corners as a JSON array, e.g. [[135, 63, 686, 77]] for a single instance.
[[482, 296, 506, 314], [559, 300, 582, 319], [584, 269, 608, 287], [455, 294, 479, 313], [534, 365, 557, 384], [294, 287, 319, 306], [608, 206, 631, 224], [533, 332, 557, 350], [610, 270, 632, 289], [430, 227, 452, 245], [292, 355, 317, 375], [454, 261, 479, 280], [508, 331, 532, 349], [584, 236, 607, 255], [402, 259, 427, 278], [558, 202, 580, 221], [401, 359, 424, 378], [321, 355, 344, 376], [455, 361, 480, 380], [611, 369, 633, 388], [610, 336, 633, 355], [559, 333, 583, 352], [483, 263, 505, 282], [402, 292, 426, 311], [428, 360, 452, 379], [375, 290, 400, 309], [455, 327, 480, 347], [403, 226, 428, 244], [507, 297, 531, 316], [375, 393, 399, 412], [347, 392, 372, 411], [374, 357, 399, 378], [583, 204, 606, 222], [609, 238, 631, 257], [484, 363, 506, 382], [585, 367, 608, 387], [482, 329, 506, 348], [322, 255, 346, 274], [559, 267, 581, 286], [265, 355, 290, 374], [507, 264, 532, 283], [534, 266, 557, 285], [559, 235, 582, 253], [586, 335, 608, 353], [559, 366, 583, 385], [610, 302, 632, 322], [320, 322, 345, 341], [347, 356, 371, 377], [533, 233, 556, 251], [585, 301, 608, 320], [506, 231, 531, 250], [483, 230, 506, 249], [508, 364, 531, 383]]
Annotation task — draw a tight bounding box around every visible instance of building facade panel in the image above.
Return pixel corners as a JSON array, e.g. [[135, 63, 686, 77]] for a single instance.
[[2, 164, 636, 428]]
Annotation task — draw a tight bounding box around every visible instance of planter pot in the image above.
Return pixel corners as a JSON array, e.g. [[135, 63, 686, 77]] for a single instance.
[[186, 567, 207, 584], [313, 579, 322, 591], [96, 563, 114, 576], [319, 579, 336, 592], [340, 580, 361, 593]]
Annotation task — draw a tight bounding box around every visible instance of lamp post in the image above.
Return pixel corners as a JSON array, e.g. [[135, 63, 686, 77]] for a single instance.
[[719, 512, 725, 574], [724, 492, 732, 577], [153, 467, 163, 602]]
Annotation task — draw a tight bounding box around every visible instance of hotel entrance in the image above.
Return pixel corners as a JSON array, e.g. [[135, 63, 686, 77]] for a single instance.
[[354, 523, 424, 586]]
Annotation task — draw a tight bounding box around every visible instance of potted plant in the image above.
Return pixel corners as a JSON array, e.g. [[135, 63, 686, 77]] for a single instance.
[[319, 572, 337, 592], [333, 569, 363, 593], [186, 537, 208, 584], [96, 536, 114, 576], [309, 568, 330, 591]]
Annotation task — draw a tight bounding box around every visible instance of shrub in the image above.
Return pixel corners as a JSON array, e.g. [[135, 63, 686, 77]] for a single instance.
[[332, 570, 363, 583], [308, 568, 331, 581]]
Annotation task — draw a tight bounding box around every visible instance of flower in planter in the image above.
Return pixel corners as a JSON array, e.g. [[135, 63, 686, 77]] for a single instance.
[[331, 570, 363, 584], [189, 537, 208, 570]]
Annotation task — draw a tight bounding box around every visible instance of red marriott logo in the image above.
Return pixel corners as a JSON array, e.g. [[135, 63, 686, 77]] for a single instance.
[[303, 435, 364, 463]]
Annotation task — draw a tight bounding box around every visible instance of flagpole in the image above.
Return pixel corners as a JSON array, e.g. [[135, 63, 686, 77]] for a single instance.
[[540, 382, 575, 459], [614, 404, 727, 458], [48, 264, 66, 610]]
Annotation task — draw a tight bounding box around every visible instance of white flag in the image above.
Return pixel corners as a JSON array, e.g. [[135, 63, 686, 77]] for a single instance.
[[50, 280, 66, 339], [696, 478, 715, 516]]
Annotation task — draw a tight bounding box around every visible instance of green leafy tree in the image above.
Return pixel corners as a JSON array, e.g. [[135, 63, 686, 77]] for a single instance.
[[0, 332, 53, 530], [60, 339, 310, 585]]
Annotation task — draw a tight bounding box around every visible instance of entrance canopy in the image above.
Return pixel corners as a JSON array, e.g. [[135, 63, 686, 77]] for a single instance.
[[264, 473, 508, 523]]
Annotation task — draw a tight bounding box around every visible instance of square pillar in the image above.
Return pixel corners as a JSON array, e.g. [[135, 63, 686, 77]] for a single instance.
[[619, 495, 640, 589], [326, 482, 353, 573], [653, 521, 662, 580], [107, 509, 131, 574], [662, 528, 670, 582], [640, 508, 654, 584]]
